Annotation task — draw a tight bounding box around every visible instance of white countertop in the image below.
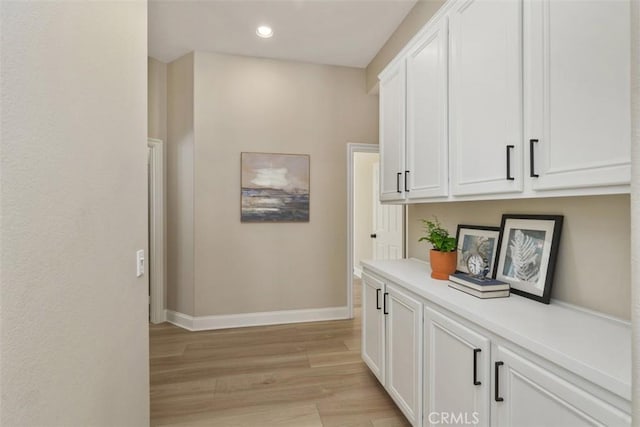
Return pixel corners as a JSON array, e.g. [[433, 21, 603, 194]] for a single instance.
[[361, 258, 631, 401]]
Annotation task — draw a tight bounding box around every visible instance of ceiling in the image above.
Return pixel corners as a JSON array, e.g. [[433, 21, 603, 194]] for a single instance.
[[148, 0, 418, 68]]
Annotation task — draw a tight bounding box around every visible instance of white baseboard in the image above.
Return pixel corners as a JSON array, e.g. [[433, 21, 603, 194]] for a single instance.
[[353, 267, 363, 278], [165, 306, 349, 332]]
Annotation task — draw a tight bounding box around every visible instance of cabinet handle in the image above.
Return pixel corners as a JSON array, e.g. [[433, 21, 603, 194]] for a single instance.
[[530, 139, 539, 178], [376, 288, 381, 310], [473, 349, 482, 386], [383, 292, 389, 315], [370, 233, 377, 238], [506, 145, 515, 181], [495, 361, 504, 402], [404, 170, 410, 192], [396, 172, 402, 193]]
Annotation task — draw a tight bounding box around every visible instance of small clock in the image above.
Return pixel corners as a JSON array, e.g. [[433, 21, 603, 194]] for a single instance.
[[467, 254, 488, 278]]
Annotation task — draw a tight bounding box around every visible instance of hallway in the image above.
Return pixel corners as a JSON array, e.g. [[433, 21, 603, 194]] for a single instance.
[[150, 279, 410, 426]]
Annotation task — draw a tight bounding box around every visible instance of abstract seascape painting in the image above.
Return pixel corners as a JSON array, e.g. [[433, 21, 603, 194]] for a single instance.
[[241, 152, 310, 222]]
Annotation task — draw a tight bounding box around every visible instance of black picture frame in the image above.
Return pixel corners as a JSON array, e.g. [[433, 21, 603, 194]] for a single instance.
[[455, 224, 501, 276], [494, 214, 564, 304]]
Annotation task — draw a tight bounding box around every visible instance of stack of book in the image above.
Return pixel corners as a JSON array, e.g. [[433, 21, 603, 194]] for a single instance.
[[448, 272, 510, 299]]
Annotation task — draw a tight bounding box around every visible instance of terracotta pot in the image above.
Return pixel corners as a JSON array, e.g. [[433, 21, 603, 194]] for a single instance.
[[429, 249, 457, 280]]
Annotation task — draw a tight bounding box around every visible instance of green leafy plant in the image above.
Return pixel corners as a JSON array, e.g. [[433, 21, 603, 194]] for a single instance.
[[418, 217, 457, 252]]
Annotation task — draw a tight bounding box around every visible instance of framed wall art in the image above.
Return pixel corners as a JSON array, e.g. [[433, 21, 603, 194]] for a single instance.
[[241, 152, 310, 222], [495, 214, 564, 304], [455, 224, 501, 276]]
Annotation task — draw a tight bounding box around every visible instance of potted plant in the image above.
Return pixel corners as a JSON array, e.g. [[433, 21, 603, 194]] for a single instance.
[[419, 217, 457, 280]]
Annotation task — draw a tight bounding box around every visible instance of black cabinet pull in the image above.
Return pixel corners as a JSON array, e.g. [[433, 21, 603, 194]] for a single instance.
[[370, 233, 377, 238], [495, 361, 504, 402], [383, 292, 389, 315], [404, 171, 410, 192], [396, 172, 402, 193], [506, 145, 515, 181], [473, 349, 482, 386], [376, 288, 381, 310], [530, 139, 539, 178]]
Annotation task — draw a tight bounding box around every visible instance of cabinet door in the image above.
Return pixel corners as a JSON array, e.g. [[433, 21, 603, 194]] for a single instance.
[[406, 18, 449, 200], [449, 0, 523, 196], [361, 273, 385, 384], [525, 0, 630, 191], [379, 61, 406, 202], [386, 283, 423, 426], [424, 307, 490, 427], [492, 345, 631, 427]]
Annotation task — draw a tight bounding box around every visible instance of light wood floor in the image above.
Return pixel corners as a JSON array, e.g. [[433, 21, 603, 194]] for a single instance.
[[149, 279, 410, 426]]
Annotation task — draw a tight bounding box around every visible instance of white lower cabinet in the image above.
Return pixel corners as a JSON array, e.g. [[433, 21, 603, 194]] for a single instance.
[[492, 345, 631, 427], [386, 283, 423, 425], [362, 273, 385, 384], [362, 265, 630, 427], [361, 273, 423, 426], [423, 307, 490, 426]]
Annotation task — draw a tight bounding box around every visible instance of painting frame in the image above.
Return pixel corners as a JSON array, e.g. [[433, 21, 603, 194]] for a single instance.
[[455, 224, 501, 276], [494, 214, 564, 304], [240, 152, 310, 223]]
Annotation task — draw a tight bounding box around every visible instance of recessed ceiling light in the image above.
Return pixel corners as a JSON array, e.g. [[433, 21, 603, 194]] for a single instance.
[[256, 25, 273, 39]]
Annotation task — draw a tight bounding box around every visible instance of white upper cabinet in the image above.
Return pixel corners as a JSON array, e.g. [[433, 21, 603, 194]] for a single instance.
[[406, 17, 450, 199], [378, 0, 630, 202], [524, 0, 631, 191], [379, 61, 407, 202], [449, 0, 523, 196]]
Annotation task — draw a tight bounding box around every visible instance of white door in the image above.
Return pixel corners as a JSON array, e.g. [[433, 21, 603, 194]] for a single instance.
[[361, 273, 385, 385], [449, 0, 523, 196], [373, 163, 403, 260], [406, 16, 449, 200], [525, 0, 630, 191], [386, 283, 423, 426], [424, 307, 490, 427], [379, 61, 406, 202], [492, 345, 630, 427]]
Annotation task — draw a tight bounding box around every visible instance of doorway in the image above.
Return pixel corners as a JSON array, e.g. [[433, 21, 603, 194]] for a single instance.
[[347, 143, 404, 319], [148, 138, 165, 324]]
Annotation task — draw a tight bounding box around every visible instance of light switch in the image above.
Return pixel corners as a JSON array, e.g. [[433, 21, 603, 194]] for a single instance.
[[136, 249, 145, 277]]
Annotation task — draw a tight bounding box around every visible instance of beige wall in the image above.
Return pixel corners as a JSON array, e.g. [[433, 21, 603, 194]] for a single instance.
[[408, 195, 631, 320], [192, 52, 379, 316], [366, 0, 446, 92], [0, 1, 149, 425], [630, 1, 639, 417], [148, 57, 167, 142], [167, 53, 195, 314], [354, 153, 379, 272]]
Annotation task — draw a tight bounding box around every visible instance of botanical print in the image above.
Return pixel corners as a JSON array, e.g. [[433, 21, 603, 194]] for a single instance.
[[458, 235, 496, 272], [502, 229, 546, 283], [241, 153, 309, 222]]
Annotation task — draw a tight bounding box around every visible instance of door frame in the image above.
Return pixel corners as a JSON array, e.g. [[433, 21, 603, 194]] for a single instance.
[[347, 143, 380, 319], [148, 138, 166, 324]]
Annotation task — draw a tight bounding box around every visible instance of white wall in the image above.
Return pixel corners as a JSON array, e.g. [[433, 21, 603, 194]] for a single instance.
[[354, 153, 379, 273], [0, 2, 149, 425]]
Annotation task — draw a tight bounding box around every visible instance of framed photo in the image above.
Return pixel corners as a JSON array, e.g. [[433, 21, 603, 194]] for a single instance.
[[455, 225, 501, 275], [495, 214, 564, 304], [241, 152, 310, 222]]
